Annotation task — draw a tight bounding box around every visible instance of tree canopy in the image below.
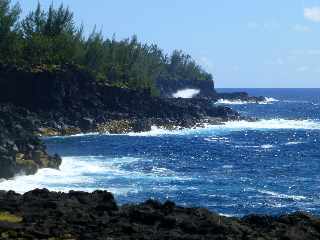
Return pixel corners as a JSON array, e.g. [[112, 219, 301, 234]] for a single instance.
[[0, 0, 213, 95]]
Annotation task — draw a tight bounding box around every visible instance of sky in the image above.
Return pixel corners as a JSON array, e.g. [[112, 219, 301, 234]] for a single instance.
[[14, 0, 320, 88]]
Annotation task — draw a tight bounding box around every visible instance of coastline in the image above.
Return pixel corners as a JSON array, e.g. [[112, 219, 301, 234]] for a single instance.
[[0, 189, 319, 240], [0, 1, 318, 237], [37, 117, 233, 137], [2, 65, 306, 239], [2, 100, 320, 239]]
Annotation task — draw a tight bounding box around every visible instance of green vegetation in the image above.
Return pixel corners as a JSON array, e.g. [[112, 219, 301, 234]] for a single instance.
[[0, 0, 213, 94], [0, 212, 22, 223]]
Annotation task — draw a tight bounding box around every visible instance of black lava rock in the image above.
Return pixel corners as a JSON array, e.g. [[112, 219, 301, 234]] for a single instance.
[[0, 104, 61, 179], [0, 189, 319, 240]]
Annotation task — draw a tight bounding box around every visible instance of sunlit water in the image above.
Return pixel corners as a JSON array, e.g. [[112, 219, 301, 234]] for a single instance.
[[1, 88, 320, 217]]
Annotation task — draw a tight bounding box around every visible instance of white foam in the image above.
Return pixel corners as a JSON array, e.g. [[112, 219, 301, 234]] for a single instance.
[[172, 89, 200, 98], [219, 213, 235, 217], [261, 144, 273, 149], [223, 119, 320, 130], [222, 165, 233, 169], [122, 119, 320, 137], [258, 190, 307, 201], [43, 132, 100, 139], [0, 156, 140, 194], [217, 99, 252, 105], [264, 97, 279, 103], [204, 137, 230, 142], [217, 97, 279, 105], [126, 126, 180, 136], [0, 155, 188, 194], [283, 100, 309, 104], [285, 141, 303, 146], [151, 167, 176, 176]]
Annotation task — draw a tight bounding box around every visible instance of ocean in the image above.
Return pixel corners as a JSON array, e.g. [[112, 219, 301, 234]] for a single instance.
[[1, 88, 320, 217]]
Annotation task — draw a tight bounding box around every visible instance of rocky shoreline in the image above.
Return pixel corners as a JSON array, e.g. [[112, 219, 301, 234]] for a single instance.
[[1, 64, 304, 240], [0, 189, 319, 240], [0, 104, 61, 179], [0, 98, 242, 178], [0, 64, 259, 178]]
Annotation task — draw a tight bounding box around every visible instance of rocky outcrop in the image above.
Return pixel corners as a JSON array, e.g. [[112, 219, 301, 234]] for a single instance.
[[0, 64, 245, 177], [156, 79, 266, 103], [0, 64, 242, 135], [216, 91, 266, 103], [0, 189, 319, 240], [156, 79, 216, 98], [0, 104, 61, 179]]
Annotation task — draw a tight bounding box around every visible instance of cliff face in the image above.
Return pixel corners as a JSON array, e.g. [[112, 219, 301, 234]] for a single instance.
[[0, 64, 241, 178], [156, 79, 216, 98], [0, 64, 240, 132], [0, 64, 103, 113]]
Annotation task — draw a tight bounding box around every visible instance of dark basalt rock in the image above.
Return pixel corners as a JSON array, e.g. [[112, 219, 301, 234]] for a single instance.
[[0, 64, 242, 135], [78, 117, 96, 132], [0, 104, 61, 179], [0, 64, 254, 179], [132, 119, 152, 132], [0, 189, 319, 240], [156, 78, 265, 103], [156, 79, 217, 98], [215, 91, 266, 103]]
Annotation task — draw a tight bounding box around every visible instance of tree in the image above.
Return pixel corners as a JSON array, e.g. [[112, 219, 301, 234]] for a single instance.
[[0, 0, 22, 63], [21, 3, 81, 65], [0, 1, 213, 95]]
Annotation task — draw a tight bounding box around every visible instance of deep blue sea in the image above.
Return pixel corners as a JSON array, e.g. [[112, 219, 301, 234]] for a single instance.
[[1, 88, 320, 217]]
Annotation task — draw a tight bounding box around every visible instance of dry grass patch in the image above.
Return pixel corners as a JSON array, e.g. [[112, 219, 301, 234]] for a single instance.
[[0, 212, 22, 223]]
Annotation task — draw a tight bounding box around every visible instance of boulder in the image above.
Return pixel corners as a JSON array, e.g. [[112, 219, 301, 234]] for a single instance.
[[0, 104, 61, 179], [132, 119, 152, 132], [78, 117, 95, 132]]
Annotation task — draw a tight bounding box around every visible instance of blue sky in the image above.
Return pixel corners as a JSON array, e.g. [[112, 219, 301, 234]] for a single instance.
[[15, 0, 320, 88]]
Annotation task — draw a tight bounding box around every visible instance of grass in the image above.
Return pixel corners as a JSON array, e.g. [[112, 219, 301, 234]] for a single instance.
[[0, 212, 22, 223]]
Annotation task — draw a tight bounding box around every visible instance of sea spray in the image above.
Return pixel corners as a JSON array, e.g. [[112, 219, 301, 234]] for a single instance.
[[44, 119, 320, 138], [172, 89, 200, 98], [217, 97, 279, 105]]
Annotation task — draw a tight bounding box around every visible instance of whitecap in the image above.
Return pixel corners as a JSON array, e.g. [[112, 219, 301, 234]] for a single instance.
[[258, 190, 307, 201], [42, 132, 100, 139], [204, 137, 229, 142], [151, 167, 176, 176], [285, 141, 303, 146], [126, 126, 182, 136], [261, 144, 273, 149], [41, 119, 320, 140], [109, 119, 320, 137], [264, 97, 279, 103], [223, 119, 320, 131], [222, 165, 233, 169], [216, 97, 279, 105], [217, 99, 252, 105]]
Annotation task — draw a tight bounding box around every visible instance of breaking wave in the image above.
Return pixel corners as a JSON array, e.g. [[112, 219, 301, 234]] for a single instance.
[[121, 119, 320, 137], [258, 190, 307, 201], [0, 156, 186, 194], [217, 97, 279, 105], [172, 89, 200, 98], [285, 141, 304, 146]]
